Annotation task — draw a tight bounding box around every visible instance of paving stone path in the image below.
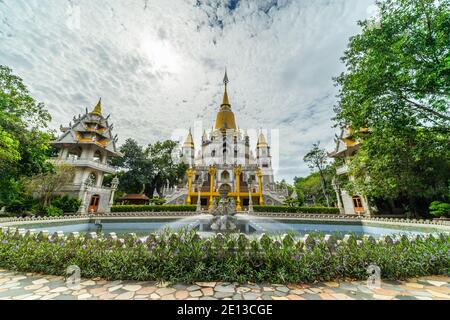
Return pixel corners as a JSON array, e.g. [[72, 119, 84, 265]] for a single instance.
[[0, 269, 448, 300]]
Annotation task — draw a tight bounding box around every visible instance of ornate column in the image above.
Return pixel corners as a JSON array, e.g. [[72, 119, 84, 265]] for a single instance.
[[105, 176, 119, 213], [234, 165, 242, 211], [77, 176, 93, 215], [196, 179, 203, 212], [332, 177, 345, 215], [256, 168, 264, 205], [248, 178, 253, 213], [208, 166, 217, 209], [186, 167, 195, 205]]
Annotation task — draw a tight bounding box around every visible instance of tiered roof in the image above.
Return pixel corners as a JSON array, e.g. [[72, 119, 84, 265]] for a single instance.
[[52, 99, 121, 157]]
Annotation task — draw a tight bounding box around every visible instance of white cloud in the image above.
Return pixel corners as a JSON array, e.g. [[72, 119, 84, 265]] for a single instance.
[[0, 0, 374, 182]]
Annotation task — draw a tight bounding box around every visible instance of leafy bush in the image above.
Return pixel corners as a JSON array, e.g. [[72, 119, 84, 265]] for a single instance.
[[429, 201, 450, 218], [4, 197, 40, 215], [0, 229, 448, 283], [254, 205, 340, 214], [111, 205, 196, 212], [149, 197, 166, 205], [50, 196, 81, 213], [44, 205, 64, 217]]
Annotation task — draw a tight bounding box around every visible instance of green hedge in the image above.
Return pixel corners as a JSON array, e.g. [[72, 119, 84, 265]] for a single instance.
[[0, 229, 448, 283], [253, 205, 340, 214], [111, 205, 196, 212]]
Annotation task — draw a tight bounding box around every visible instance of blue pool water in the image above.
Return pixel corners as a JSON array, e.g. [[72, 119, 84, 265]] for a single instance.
[[11, 216, 445, 238]]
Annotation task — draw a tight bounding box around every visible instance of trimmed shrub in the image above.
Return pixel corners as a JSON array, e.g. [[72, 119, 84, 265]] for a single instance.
[[44, 205, 64, 217], [253, 205, 340, 214], [112, 205, 196, 212], [50, 196, 81, 213], [0, 229, 448, 283], [429, 201, 450, 218]]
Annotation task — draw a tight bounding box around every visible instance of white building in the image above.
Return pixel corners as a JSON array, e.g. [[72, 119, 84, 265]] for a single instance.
[[50, 99, 121, 214]]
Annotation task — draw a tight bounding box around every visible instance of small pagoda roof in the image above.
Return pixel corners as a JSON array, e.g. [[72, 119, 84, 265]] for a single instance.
[[118, 194, 150, 201]]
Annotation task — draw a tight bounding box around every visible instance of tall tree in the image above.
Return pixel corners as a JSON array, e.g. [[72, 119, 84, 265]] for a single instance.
[[0, 65, 52, 205], [23, 164, 76, 207], [303, 142, 331, 206], [334, 0, 450, 216], [335, 0, 450, 129], [294, 165, 337, 207], [111, 139, 187, 198]]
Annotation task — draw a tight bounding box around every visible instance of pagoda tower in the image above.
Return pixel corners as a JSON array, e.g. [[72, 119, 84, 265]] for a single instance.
[[51, 99, 122, 214]]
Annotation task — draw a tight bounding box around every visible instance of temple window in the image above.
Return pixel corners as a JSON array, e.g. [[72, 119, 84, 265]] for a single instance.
[[221, 171, 230, 181], [93, 150, 102, 162], [67, 147, 82, 160]]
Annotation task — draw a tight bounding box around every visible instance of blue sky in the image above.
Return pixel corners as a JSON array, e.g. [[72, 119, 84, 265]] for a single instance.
[[0, 0, 375, 182]]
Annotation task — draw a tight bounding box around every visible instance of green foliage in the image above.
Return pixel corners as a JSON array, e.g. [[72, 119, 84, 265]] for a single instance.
[[335, 0, 450, 129], [50, 196, 81, 213], [149, 197, 166, 205], [302, 142, 332, 206], [253, 205, 339, 214], [0, 65, 53, 205], [22, 164, 76, 207], [111, 205, 196, 212], [0, 229, 447, 283], [429, 201, 450, 218], [294, 165, 337, 207], [44, 205, 64, 217], [110, 139, 188, 198], [4, 197, 39, 215], [334, 0, 450, 215]]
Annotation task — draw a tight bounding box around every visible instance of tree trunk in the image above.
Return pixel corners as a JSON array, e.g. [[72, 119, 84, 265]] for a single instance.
[[318, 169, 330, 207]]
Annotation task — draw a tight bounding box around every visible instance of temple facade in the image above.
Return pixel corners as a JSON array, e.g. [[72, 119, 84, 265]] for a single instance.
[[50, 99, 121, 214], [165, 72, 288, 209]]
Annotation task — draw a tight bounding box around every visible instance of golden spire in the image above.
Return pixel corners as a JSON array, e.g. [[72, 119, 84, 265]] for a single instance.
[[91, 98, 102, 116], [183, 128, 194, 148], [215, 69, 237, 130], [222, 69, 230, 106], [257, 129, 268, 148]]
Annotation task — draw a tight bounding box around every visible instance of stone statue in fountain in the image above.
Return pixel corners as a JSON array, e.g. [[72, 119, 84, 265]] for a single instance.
[[209, 184, 237, 232]]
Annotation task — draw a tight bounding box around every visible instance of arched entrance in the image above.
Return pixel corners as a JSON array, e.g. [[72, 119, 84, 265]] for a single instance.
[[221, 170, 230, 182], [89, 194, 100, 213]]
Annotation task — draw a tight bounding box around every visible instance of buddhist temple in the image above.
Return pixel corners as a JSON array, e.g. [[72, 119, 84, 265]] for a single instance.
[[164, 71, 288, 209]]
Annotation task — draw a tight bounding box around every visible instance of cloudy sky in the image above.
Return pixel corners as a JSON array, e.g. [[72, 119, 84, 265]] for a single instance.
[[0, 0, 375, 182]]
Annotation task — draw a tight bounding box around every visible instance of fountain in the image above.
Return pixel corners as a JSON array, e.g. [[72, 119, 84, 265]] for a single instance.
[[209, 184, 238, 232]]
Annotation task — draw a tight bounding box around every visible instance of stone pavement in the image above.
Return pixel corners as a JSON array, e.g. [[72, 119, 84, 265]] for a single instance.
[[0, 269, 448, 300]]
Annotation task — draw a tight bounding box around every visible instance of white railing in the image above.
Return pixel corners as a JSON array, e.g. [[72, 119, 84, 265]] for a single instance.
[[336, 164, 349, 175], [50, 158, 116, 174]]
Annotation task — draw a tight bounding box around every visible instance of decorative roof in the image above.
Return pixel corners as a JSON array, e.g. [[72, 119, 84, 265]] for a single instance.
[[214, 70, 237, 130], [183, 128, 195, 148], [90, 98, 102, 116], [257, 130, 269, 148], [118, 194, 150, 201], [51, 98, 121, 157]]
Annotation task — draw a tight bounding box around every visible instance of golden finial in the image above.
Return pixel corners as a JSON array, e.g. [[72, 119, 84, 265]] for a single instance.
[[222, 69, 230, 106], [91, 98, 102, 116]]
